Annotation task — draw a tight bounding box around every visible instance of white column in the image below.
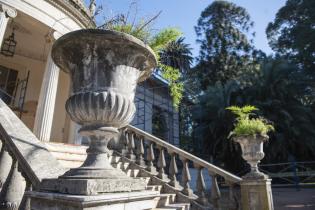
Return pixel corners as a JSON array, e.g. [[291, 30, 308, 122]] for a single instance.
[[0, 4, 17, 45], [33, 49, 60, 142]]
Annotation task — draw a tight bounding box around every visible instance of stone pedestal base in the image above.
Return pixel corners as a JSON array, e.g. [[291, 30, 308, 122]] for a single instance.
[[27, 190, 160, 210], [40, 177, 147, 195], [240, 178, 274, 210]]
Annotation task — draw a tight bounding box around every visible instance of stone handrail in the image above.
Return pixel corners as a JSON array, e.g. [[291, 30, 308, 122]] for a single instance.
[[0, 99, 66, 208], [124, 124, 242, 209], [127, 125, 242, 183]]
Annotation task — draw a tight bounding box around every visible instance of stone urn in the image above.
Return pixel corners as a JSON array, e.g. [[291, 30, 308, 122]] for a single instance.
[[50, 29, 157, 193], [233, 134, 269, 179]]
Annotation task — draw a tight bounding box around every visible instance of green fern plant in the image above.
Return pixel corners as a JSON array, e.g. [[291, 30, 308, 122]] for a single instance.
[[226, 105, 274, 137]]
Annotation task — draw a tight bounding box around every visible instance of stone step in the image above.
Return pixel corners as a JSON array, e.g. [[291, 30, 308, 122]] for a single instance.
[[166, 203, 190, 210], [46, 142, 87, 168], [146, 185, 163, 192], [126, 168, 141, 177], [58, 160, 83, 169], [45, 142, 87, 155], [152, 202, 190, 210], [141, 176, 151, 185], [109, 155, 122, 163], [114, 162, 130, 171], [156, 193, 176, 207], [43, 143, 194, 210]]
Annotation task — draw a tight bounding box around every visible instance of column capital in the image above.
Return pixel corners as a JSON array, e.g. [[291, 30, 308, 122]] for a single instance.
[[0, 4, 17, 18], [45, 31, 63, 44]]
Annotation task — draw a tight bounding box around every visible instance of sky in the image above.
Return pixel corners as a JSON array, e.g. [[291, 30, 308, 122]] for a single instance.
[[91, 0, 287, 57]]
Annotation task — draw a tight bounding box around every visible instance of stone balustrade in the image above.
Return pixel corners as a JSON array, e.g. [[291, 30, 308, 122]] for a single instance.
[[0, 99, 66, 209], [0, 97, 244, 209], [123, 125, 243, 209]]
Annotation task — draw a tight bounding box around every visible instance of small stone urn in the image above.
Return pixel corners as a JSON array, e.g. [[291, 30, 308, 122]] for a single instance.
[[233, 134, 269, 179], [50, 29, 157, 194]]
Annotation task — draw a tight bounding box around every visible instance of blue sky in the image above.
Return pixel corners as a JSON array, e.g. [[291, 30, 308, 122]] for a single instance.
[[90, 0, 287, 57]]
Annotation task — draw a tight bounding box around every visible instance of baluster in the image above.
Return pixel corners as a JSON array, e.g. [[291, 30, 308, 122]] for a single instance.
[[121, 129, 129, 157], [180, 157, 194, 197], [209, 172, 221, 209], [136, 136, 146, 168], [0, 143, 12, 189], [168, 151, 181, 189], [127, 132, 136, 161], [226, 181, 238, 210], [194, 164, 211, 207], [146, 142, 157, 175], [120, 129, 129, 156], [157, 146, 169, 182], [0, 158, 26, 210], [19, 179, 32, 210]]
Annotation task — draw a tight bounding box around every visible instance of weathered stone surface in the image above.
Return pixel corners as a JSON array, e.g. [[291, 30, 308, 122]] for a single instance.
[[40, 177, 147, 195], [27, 190, 159, 210], [0, 143, 12, 188], [0, 99, 66, 188], [241, 178, 274, 210], [48, 29, 157, 185], [233, 135, 269, 179], [0, 160, 26, 210], [52, 29, 157, 131]]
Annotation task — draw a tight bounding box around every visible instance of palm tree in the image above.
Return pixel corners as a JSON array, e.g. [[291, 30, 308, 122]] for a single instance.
[[159, 37, 193, 75]]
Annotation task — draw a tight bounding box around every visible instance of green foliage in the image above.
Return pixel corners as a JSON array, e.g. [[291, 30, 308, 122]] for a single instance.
[[149, 28, 182, 56], [226, 105, 274, 137], [194, 0, 260, 89], [266, 0, 315, 73], [159, 37, 193, 75], [191, 58, 315, 173], [96, 3, 191, 107], [109, 23, 151, 43], [160, 64, 184, 109]]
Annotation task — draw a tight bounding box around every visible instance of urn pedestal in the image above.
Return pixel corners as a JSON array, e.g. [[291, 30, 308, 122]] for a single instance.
[[234, 135, 274, 210], [39, 29, 157, 195]]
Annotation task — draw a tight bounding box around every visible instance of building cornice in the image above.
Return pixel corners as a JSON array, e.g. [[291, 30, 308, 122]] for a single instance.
[[44, 0, 96, 29]]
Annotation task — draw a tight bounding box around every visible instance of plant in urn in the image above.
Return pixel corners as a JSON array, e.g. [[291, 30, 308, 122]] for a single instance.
[[226, 106, 274, 179], [48, 29, 157, 194]]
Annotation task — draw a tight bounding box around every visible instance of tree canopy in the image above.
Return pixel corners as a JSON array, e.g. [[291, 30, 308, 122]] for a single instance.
[[194, 0, 259, 89], [266, 0, 315, 73]]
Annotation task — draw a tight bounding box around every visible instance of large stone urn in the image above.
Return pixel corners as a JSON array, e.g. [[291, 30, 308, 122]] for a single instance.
[[233, 134, 269, 179], [47, 29, 157, 194]]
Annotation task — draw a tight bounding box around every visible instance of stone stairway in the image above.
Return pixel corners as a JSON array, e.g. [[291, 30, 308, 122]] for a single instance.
[[0, 99, 242, 210], [46, 139, 240, 210], [46, 142, 191, 210]]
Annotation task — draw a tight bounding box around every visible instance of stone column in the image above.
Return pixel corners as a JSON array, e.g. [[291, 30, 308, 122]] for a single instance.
[[0, 4, 17, 45], [33, 43, 60, 142]]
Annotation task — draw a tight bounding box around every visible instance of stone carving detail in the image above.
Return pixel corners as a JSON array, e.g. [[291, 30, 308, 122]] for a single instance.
[[0, 4, 17, 18], [66, 91, 136, 128], [233, 135, 269, 179], [50, 29, 157, 193]]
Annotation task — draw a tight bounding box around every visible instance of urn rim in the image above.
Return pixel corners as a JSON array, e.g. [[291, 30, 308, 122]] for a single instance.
[[51, 29, 157, 82], [232, 134, 269, 142]]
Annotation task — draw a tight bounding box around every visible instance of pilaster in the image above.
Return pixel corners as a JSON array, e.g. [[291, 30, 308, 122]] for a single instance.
[[33, 39, 60, 142]]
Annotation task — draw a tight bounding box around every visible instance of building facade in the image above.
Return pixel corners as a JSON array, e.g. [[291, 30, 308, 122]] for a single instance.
[[0, 0, 179, 145]]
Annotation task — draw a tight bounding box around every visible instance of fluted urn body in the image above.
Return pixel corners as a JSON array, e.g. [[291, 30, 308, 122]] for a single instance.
[[233, 135, 269, 179], [52, 29, 156, 131], [51, 29, 156, 184]]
